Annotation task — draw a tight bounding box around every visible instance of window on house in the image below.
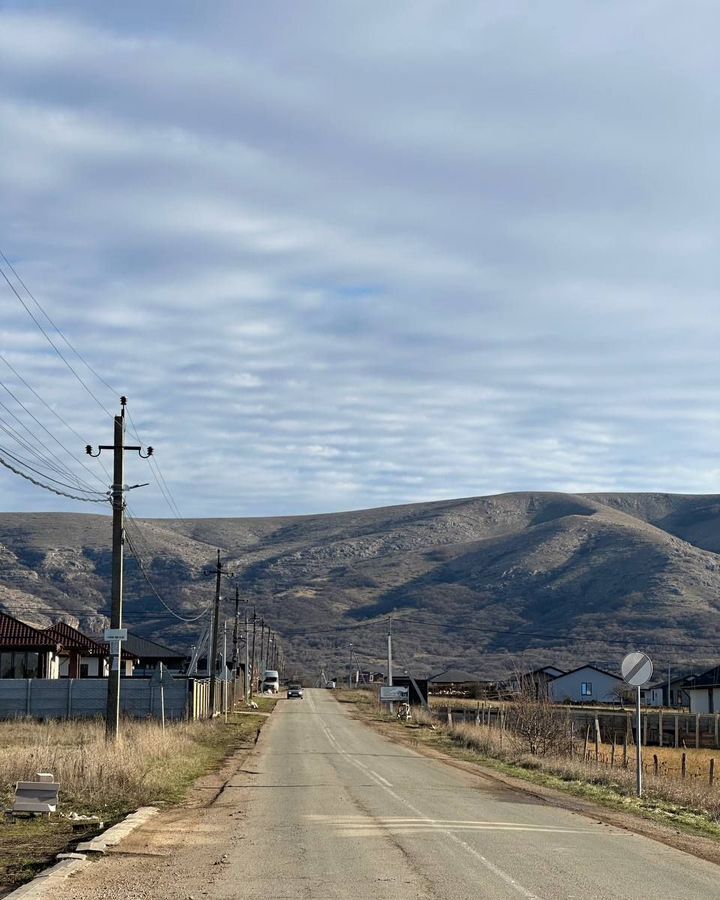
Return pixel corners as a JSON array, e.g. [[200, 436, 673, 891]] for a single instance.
[[80, 664, 89, 678], [0, 652, 14, 678], [581, 682, 593, 697], [21, 653, 40, 678]]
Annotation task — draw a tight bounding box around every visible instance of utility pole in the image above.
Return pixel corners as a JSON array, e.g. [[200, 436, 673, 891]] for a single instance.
[[208, 550, 222, 715], [232, 585, 240, 675], [87, 396, 152, 741], [244, 604, 250, 702], [387, 620, 394, 715], [259, 618, 266, 673], [250, 607, 257, 697]]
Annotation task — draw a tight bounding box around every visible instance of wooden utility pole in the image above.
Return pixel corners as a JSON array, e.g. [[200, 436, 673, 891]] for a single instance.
[[87, 396, 152, 741]]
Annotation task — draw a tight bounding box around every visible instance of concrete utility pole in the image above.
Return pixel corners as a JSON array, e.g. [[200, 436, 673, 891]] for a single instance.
[[87, 396, 152, 741], [387, 622, 394, 715], [250, 607, 257, 697], [259, 618, 265, 673], [208, 550, 225, 716], [244, 604, 250, 702], [232, 585, 240, 675]]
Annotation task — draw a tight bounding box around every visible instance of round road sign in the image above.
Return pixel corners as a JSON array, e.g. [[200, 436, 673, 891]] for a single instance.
[[621, 651, 653, 687]]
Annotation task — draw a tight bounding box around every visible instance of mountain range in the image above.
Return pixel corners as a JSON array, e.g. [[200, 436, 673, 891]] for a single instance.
[[1, 491, 720, 680]]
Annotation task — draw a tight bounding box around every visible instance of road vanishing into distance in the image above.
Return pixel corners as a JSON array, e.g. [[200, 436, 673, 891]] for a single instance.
[[67, 689, 720, 900]]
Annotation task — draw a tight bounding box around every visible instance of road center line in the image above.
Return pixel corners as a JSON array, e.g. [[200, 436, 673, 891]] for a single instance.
[[321, 713, 541, 900]]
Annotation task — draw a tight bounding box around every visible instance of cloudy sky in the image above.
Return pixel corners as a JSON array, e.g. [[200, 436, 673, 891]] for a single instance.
[[1, 1, 718, 518]]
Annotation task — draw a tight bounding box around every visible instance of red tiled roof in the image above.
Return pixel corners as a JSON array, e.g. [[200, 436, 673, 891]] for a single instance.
[[0, 613, 57, 649], [43, 622, 107, 657]]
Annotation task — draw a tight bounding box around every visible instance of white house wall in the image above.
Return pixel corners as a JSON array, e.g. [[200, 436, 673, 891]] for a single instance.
[[549, 668, 623, 704], [687, 688, 720, 714]]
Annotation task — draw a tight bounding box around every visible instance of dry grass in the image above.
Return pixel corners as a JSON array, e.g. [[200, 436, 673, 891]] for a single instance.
[[444, 720, 720, 823], [0, 711, 268, 817]]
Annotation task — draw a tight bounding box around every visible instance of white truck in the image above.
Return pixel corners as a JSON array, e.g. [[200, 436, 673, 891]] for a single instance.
[[261, 669, 280, 693]]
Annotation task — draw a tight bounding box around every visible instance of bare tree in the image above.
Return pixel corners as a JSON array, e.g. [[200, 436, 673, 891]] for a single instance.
[[507, 673, 573, 757]]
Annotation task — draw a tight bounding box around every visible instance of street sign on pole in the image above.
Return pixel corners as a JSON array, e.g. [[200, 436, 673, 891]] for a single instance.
[[104, 628, 128, 641], [622, 651, 653, 687], [380, 685, 409, 703], [622, 652, 653, 798]]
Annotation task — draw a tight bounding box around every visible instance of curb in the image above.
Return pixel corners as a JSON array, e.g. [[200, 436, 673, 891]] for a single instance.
[[4, 807, 159, 899]]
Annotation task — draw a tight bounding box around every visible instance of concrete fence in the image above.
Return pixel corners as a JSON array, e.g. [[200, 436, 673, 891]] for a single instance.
[[0, 677, 243, 721]]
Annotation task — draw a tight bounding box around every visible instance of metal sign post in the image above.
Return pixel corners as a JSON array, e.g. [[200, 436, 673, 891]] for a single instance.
[[621, 651, 653, 797]]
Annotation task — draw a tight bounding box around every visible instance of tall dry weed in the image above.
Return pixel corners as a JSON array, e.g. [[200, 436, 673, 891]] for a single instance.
[[0, 717, 228, 814]]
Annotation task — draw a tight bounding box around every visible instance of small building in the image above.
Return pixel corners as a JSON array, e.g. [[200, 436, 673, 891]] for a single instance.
[[547, 665, 624, 704], [510, 666, 566, 699], [0, 613, 60, 678], [428, 668, 489, 697], [683, 667, 720, 714], [125, 633, 186, 677]]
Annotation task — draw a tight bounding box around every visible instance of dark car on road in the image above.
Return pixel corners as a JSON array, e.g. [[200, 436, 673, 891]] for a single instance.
[[287, 683, 304, 699]]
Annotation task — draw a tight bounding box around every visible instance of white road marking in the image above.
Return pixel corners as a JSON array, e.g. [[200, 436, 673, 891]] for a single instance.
[[369, 770, 393, 787], [319, 710, 542, 899]]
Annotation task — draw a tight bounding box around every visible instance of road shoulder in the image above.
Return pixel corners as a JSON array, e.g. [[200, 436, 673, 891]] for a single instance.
[[339, 698, 720, 870]]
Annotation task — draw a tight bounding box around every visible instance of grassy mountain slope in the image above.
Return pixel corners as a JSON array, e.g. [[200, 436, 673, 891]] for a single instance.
[[1, 493, 719, 679]]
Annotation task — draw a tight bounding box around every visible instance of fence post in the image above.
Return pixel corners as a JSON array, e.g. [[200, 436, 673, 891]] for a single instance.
[[446, 706, 452, 727], [715, 714, 719, 749], [643, 712, 648, 746], [66, 678, 73, 719], [653, 754, 658, 777], [675, 714, 679, 748], [623, 733, 628, 768], [594, 716, 600, 763], [681, 752, 687, 779], [710, 758, 715, 787], [583, 725, 590, 762], [658, 710, 663, 748], [475, 702, 480, 727], [696, 714, 701, 749], [26, 679, 31, 716], [610, 737, 616, 768]]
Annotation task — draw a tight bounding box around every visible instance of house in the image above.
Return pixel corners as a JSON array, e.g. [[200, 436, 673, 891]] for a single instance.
[[124, 633, 186, 676], [547, 665, 624, 704], [43, 621, 133, 678], [682, 666, 720, 714], [642, 674, 694, 708], [510, 666, 565, 699], [44, 622, 110, 678], [0, 612, 60, 678]]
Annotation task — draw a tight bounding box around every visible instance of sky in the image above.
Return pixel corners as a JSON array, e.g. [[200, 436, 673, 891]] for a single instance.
[[1, 1, 719, 519]]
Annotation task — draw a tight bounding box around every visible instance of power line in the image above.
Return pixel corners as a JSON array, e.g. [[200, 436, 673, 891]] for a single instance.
[[0, 261, 114, 418], [0, 353, 110, 484], [0, 452, 109, 503], [0, 411, 92, 490], [124, 517, 212, 623], [1, 251, 182, 522], [0, 444, 108, 497]]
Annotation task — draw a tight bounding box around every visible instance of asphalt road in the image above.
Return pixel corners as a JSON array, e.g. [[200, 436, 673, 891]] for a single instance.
[[215, 690, 720, 899], [65, 690, 720, 900]]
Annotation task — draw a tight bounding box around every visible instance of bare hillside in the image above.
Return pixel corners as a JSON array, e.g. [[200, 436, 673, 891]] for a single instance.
[[1, 492, 720, 679]]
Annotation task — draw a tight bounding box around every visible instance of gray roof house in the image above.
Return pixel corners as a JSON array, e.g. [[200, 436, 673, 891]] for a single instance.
[[124, 633, 186, 675], [547, 665, 624, 704]]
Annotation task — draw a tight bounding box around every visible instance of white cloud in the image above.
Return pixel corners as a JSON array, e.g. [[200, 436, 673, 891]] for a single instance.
[[0, 2, 719, 517]]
